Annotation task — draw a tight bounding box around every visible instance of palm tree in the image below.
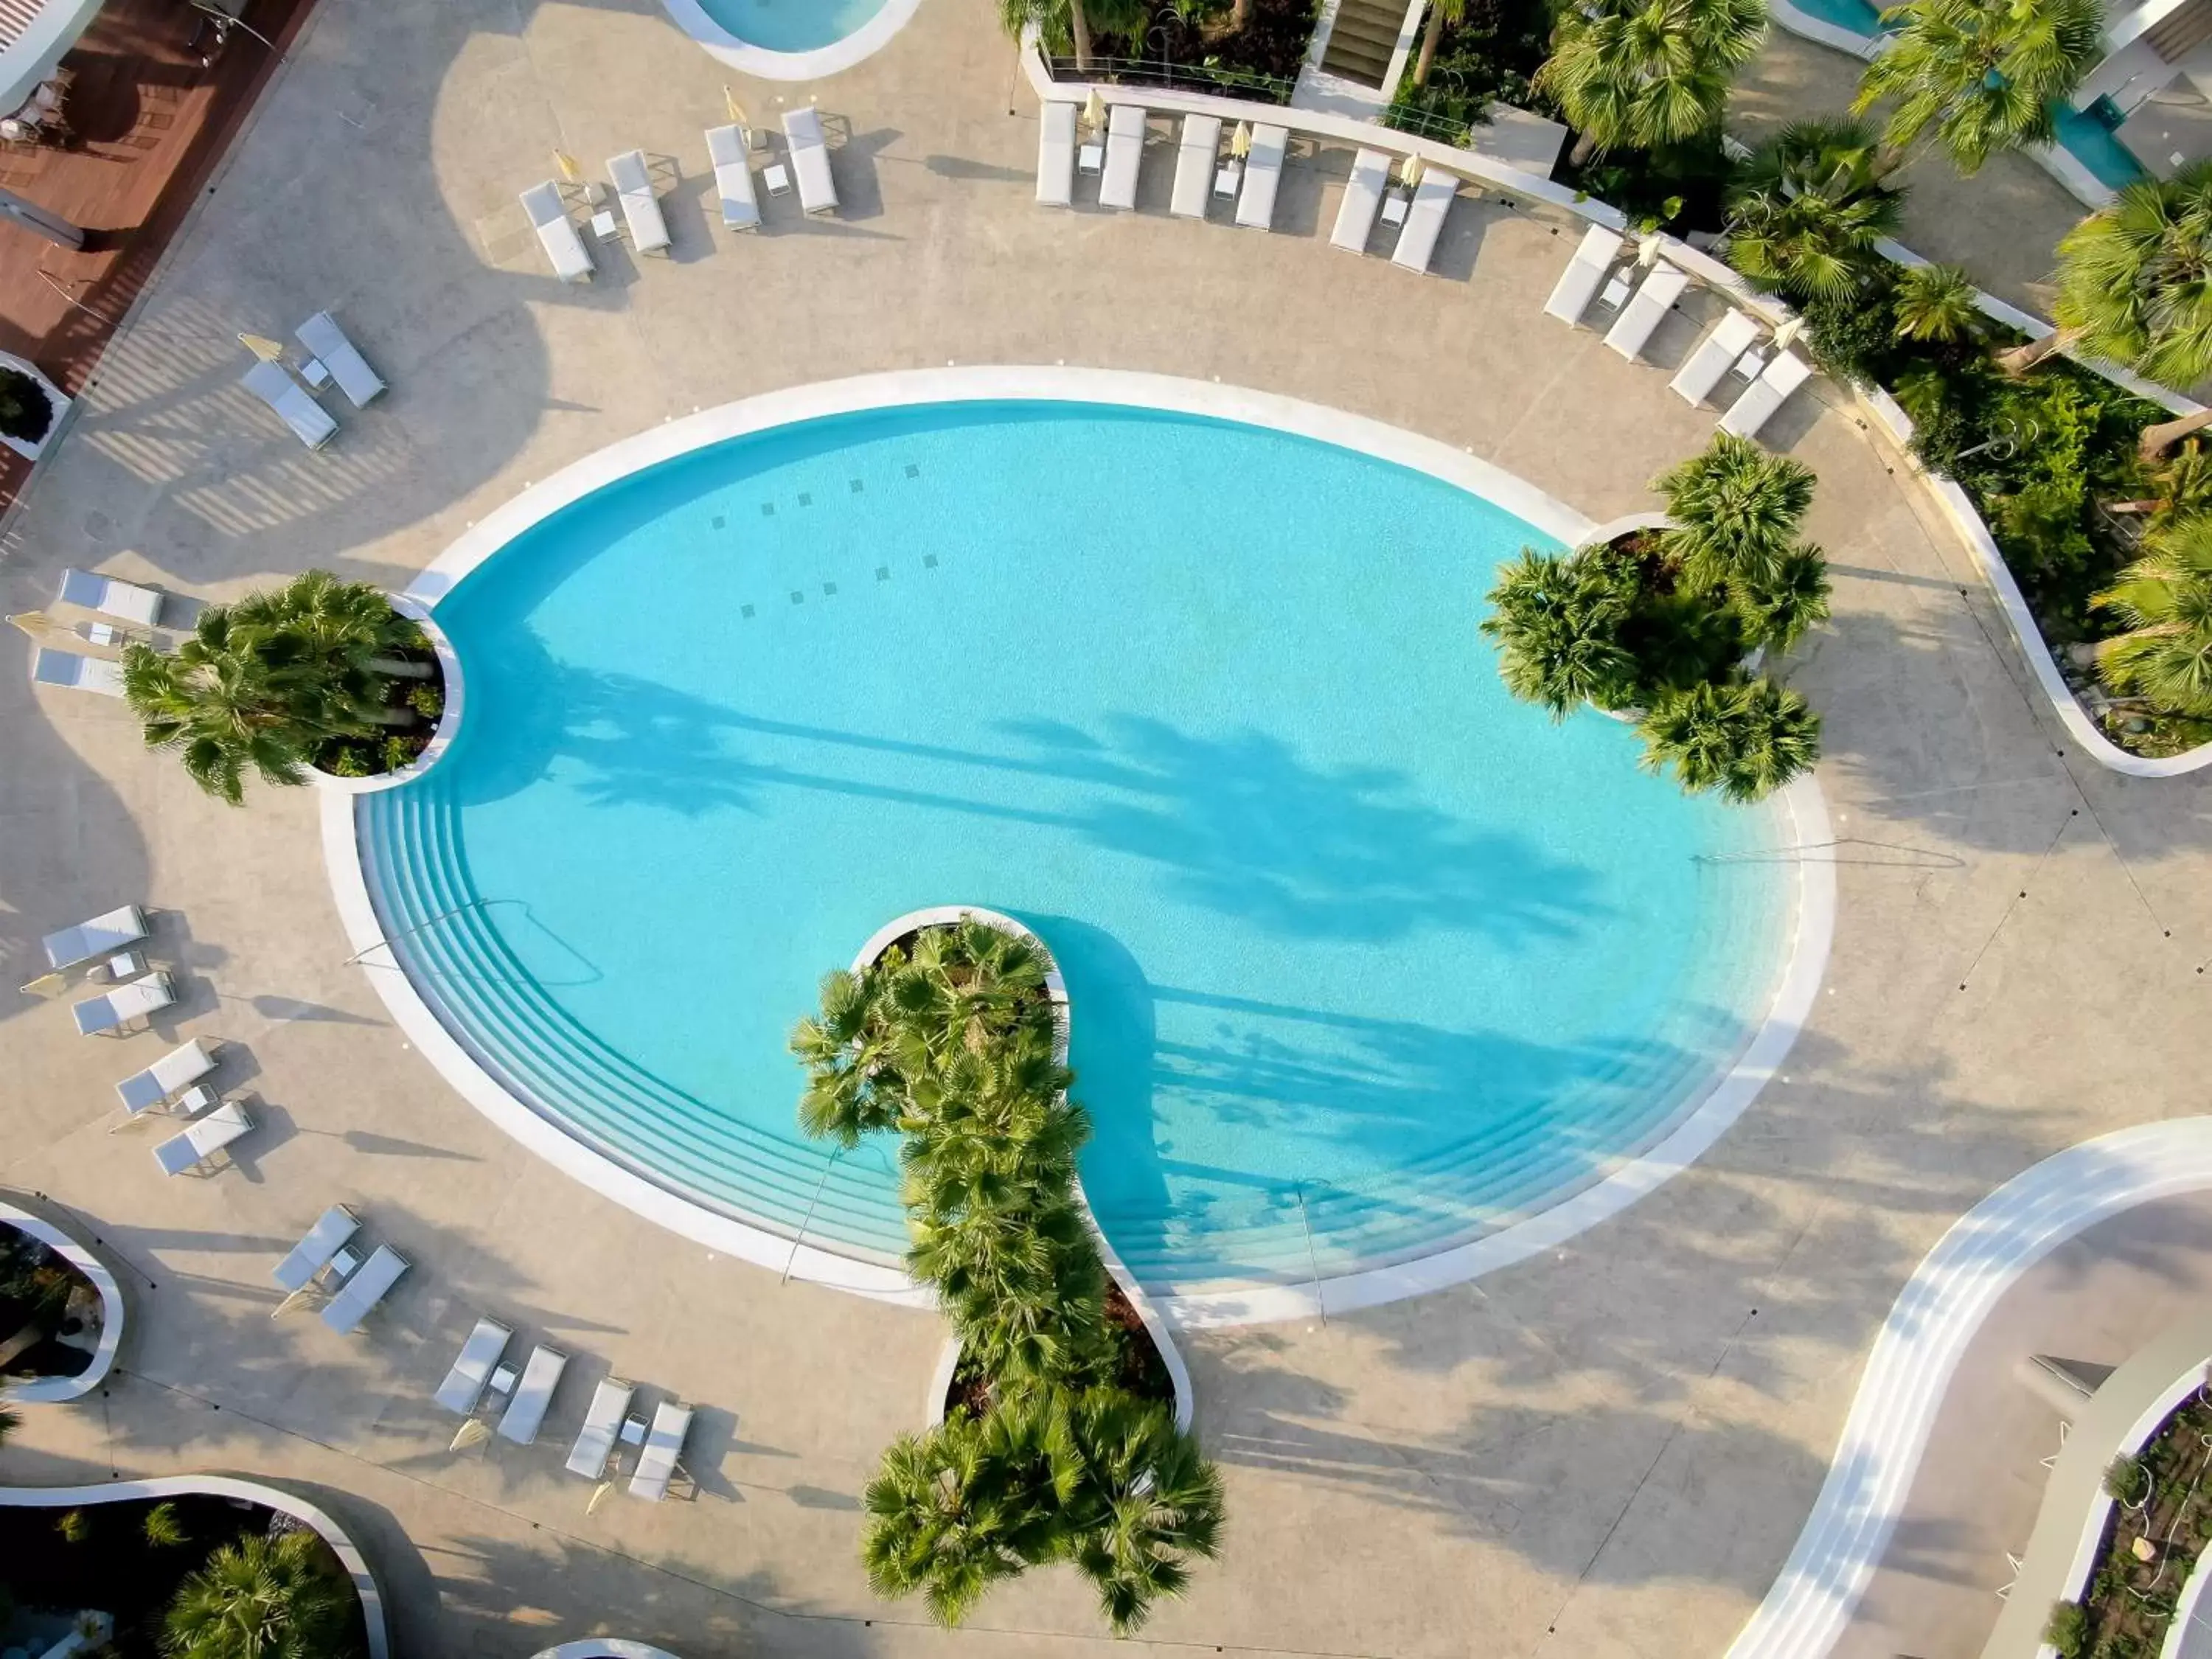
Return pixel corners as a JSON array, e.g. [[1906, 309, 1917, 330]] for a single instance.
[[1062, 1390, 1226, 1636], [790, 966, 907, 1147], [1655, 432, 1818, 593], [999, 0, 1093, 68], [1891, 261, 1983, 343], [1479, 550, 1638, 717], [1412, 0, 1467, 88], [1637, 677, 1822, 801], [161, 1531, 357, 1659], [1997, 164, 2212, 453], [1734, 543, 1834, 655], [1722, 116, 1905, 302], [0, 1404, 17, 1446], [1536, 0, 1768, 167], [1851, 0, 2103, 177], [122, 616, 350, 805], [2093, 515, 2212, 715]]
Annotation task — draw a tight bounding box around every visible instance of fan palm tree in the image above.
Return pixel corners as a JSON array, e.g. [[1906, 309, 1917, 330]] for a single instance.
[[1722, 116, 1905, 302], [1851, 0, 2103, 178], [1735, 543, 1834, 655], [234, 568, 430, 684], [2093, 515, 2212, 715], [1000, 0, 1093, 68], [1655, 432, 1818, 593], [1062, 1390, 1227, 1636], [1537, 0, 1769, 167], [161, 1530, 357, 1659], [1891, 261, 1983, 343], [1480, 550, 1638, 717], [122, 617, 352, 805], [0, 1404, 17, 1445], [790, 965, 908, 1147], [1412, 0, 1467, 88], [1998, 164, 2212, 454], [1637, 677, 1822, 801]]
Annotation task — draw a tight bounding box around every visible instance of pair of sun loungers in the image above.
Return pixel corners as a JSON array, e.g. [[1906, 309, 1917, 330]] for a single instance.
[[48, 904, 172, 1034], [237, 310, 384, 451], [1543, 224, 1813, 442], [434, 1315, 695, 1500], [268, 1205, 408, 1332], [102, 1034, 248, 1175], [34, 568, 173, 696]]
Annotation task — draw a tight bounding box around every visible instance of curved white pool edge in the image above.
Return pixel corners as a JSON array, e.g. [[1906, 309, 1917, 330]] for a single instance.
[[327, 366, 1830, 1325], [655, 0, 922, 80], [1724, 1116, 2212, 1659], [868, 905, 1195, 1432], [0, 1197, 124, 1404], [0, 1473, 389, 1659], [533, 1644, 683, 1659], [1161, 764, 1832, 1326]]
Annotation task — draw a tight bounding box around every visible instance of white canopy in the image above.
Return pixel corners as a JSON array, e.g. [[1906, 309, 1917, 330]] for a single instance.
[[0, 0, 105, 121]]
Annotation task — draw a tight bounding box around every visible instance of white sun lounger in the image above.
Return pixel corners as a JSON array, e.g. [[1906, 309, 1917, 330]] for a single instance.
[[43, 905, 147, 971], [74, 972, 173, 1035], [521, 181, 593, 282], [321, 1242, 408, 1334], [1543, 225, 1627, 325], [1330, 147, 1391, 253], [1719, 349, 1815, 442], [1234, 123, 1287, 231], [1670, 310, 1763, 406], [435, 1316, 515, 1415], [58, 567, 164, 627], [498, 1343, 570, 1444], [271, 1204, 361, 1293], [293, 311, 383, 408], [566, 1376, 637, 1478], [1604, 265, 1689, 361], [628, 1399, 695, 1501], [608, 149, 671, 256], [705, 124, 760, 230], [782, 107, 838, 216], [1035, 101, 1077, 207], [1169, 114, 1221, 220], [1099, 103, 1144, 210], [153, 1099, 251, 1177], [32, 647, 126, 697], [1390, 170, 1458, 273], [240, 360, 336, 451], [116, 1037, 217, 1115]]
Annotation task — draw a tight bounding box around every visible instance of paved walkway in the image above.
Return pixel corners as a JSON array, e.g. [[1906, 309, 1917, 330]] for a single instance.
[[4, 0, 2212, 1655]]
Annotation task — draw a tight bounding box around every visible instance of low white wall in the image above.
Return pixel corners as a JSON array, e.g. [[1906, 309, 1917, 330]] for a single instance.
[[0, 1199, 122, 1405]]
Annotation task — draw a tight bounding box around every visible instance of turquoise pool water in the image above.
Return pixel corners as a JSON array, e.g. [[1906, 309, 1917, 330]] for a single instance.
[[358, 400, 1793, 1290], [693, 0, 888, 52]]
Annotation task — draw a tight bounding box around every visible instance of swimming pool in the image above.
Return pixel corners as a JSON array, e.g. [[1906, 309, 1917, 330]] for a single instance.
[[346, 375, 1817, 1307], [655, 0, 915, 78]]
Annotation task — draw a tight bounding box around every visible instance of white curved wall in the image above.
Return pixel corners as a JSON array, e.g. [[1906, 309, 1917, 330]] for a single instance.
[[0, 1198, 123, 1404]]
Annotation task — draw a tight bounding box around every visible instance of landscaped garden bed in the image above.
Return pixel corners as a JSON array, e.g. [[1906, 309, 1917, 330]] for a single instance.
[[2045, 1388, 2212, 1659], [1383, 0, 1549, 145], [1040, 0, 1320, 102], [0, 1220, 104, 1388], [0, 1492, 367, 1659]]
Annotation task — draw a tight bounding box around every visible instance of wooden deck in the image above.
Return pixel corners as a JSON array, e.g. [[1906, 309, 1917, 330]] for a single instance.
[[0, 0, 312, 507]]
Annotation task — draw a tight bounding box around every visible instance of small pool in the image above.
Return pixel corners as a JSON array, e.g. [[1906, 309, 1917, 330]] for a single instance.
[[656, 0, 914, 77], [355, 389, 1804, 1297]]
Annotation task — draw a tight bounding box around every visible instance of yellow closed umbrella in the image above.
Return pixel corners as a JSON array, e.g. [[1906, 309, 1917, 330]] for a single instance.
[[1230, 121, 1252, 159], [553, 149, 585, 185], [237, 333, 285, 362], [1400, 153, 1425, 187], [8, 609, 55, 641], [724, 85, 748, 126], [1082, 88, 1105, 132]]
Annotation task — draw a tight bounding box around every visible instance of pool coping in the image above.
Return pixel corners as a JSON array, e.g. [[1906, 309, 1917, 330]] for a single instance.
[[654, 0, 926, 82], [324, 366, 1832, 1326]]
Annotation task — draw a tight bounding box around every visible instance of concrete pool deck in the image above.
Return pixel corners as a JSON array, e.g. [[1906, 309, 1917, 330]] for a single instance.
[[5, 0, 2212, 1655]]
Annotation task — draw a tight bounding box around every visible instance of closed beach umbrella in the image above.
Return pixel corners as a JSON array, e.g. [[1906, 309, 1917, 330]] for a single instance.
[[1231, 121, 1251, 159], [1401, 153, 1425, 187], [237, 333, 285, 362], [1083, 89, 1105, 131]]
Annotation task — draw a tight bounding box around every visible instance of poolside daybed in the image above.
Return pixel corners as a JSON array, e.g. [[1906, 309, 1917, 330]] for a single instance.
[[57, 567, 164, 627], [295, 311, 384, 408], [1035, 101, 1077, 207], [521, 182, 594, 282], [1099, 103, 1144, 210], [1234, 123, 1286, 231], [782, 107, 838, 216], [1543, 225, 1627, 325], [43, 904, 146, 971], [1171, 114, 1221, 220], [608, 150, 671, 255], [705, 124, 760, 230], [1604, 265, 1688, 361], [1389, 171, 1457, 273]]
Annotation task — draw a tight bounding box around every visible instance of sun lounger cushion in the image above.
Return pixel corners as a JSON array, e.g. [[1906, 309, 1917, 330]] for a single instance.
[[782, 107, 838, 215], [116, 1036, 216, 1113], [58, 567, 164, 627], [74, 972, 173, 1035], [1234, 124, 1287, 231], [1670, 310, 1763, 406], [608, 149, 671, 254], [321, 1243, 408, 1334], [629, 1399, 695, 1500], [294, 311, 383, 408], [1099, 103, 1144, 210], [1389, 171, 1458, 273], [521, 181, 593, 282], [566, 1377, 637, 1477], [498, 1344, 570, 1444], [706, 124, 760, 229], [1604, 265, 1690, 360], [1719, 349, 1815, 441], [271, 1204, 361, 1293], [33, 647, 127, 697], [153, 1099, 251, 1176], [240, 361, 337, 450], [1543, 225, 1627, 325], [1330, 148, 1391, 253], [1036, 102, 1077, 207], [44, 905, 146, 970], [1169, 114, 1221, 220], [436, 1316, 515, 1415]]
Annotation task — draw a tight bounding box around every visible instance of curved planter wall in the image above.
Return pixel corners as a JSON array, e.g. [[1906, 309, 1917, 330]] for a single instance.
[[857, 906, 1197, 1434], [308, 596, 465, 797], [532, 1644, 684, 1659], [0, 1475, 389, 1659], [0, 1198, 123, 1404]]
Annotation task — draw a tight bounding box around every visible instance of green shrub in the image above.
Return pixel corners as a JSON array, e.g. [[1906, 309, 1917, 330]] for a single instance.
[[0, 366, 53, 444], [2044, 1599, 2090, 1659], [2104, 1451, 2146, 1503], [380, 735, 420, 774], [407, 681, 443, 720], [55, 1509, 88, 1543], [325, 742, 370, 778]]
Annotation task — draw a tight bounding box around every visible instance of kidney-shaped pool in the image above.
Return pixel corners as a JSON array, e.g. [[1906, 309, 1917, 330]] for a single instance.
[[349, 379, 1816, 1305]]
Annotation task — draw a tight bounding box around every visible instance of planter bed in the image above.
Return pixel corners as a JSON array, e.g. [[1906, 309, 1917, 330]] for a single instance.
[[0, 1222, 103, 1391], [945, 1282, 1175, 1420], [1383, 0, 1548, 146], [311, 633, 448, 782], [2047, 1389, 2212, 1659], [1043, 0, 1319, 103]]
